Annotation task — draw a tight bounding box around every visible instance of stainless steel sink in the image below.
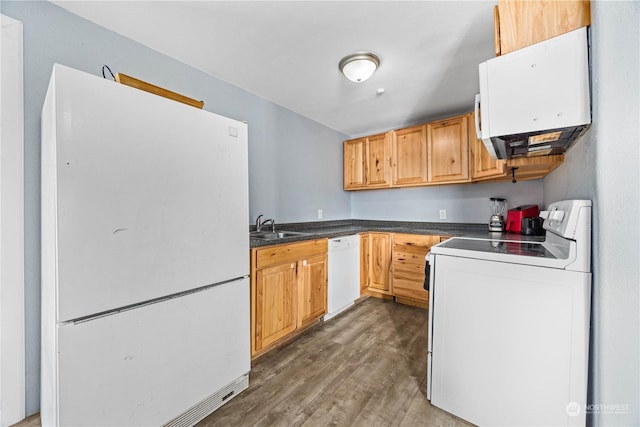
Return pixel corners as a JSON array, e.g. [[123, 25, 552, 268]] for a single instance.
[[250, 230, 310, 240]]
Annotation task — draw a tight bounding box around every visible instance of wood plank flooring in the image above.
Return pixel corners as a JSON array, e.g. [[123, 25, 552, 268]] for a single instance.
[[198, 298, 473, 427], [13, 298, 474, 427]]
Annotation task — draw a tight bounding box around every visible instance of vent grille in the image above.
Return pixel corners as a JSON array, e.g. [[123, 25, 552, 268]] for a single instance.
[[163, 374, 249, 427]]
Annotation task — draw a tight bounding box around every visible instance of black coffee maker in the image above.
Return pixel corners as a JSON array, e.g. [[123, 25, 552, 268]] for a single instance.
[[521, 217, 545, 236]]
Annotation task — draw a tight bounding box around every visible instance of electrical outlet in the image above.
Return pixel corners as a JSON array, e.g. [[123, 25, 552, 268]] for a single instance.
[[439, 209, 447, 220], [317, 209, 323, 219]]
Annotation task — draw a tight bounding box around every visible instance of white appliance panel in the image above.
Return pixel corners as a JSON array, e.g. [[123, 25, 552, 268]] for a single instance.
[[326, 235, 360, 320], [430, 255, 590, 426], [46, 65, 249, 322], [482, 27, 590, 137], [54, 279, 249, 426]]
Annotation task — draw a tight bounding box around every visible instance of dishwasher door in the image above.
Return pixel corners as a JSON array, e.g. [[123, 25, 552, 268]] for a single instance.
[[326, 235, 360, 320]]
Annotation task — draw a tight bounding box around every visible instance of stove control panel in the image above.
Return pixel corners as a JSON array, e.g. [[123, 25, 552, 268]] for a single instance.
[[541, 199, 592, 239]]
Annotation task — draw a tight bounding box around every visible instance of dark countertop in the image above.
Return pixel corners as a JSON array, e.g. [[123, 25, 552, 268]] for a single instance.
[[249, 219, 544, 248]]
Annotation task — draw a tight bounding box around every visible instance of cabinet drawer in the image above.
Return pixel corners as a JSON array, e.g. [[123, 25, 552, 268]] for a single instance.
[[392, 246, 430, 266], [393, 233, 439, 247], [255, 239, 328, 270], [392, 258, 427, 283], [391, 234, 437, 304], [393, 280, 428, 301], [392, 235, 438, 267]]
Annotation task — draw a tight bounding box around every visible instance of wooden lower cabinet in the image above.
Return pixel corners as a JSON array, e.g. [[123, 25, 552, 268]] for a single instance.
[[360, 233, 370, 295], [254, 262, 297, 351], [359, 232, 450, 309], [298, 254, 328, 328], [391, 234, 441, 309], [251, 239, 328, 359], [366, 232, 393, 297]]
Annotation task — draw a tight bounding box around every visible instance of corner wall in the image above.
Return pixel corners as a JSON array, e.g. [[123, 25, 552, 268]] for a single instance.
[[544, 1, 640, 424]]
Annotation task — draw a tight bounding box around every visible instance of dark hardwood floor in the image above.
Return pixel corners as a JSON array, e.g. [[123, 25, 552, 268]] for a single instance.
[[198, 298, 473, 427]]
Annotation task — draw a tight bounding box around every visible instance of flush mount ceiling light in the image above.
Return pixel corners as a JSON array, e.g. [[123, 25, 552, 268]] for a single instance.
[[339, 52, 380, 83]]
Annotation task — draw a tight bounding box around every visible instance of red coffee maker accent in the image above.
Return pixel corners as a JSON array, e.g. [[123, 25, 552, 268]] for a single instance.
[[505, 205, 540, 233]]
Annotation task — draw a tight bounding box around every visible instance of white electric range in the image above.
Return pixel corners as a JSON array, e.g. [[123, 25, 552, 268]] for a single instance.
[[427, 200, 592, 426]]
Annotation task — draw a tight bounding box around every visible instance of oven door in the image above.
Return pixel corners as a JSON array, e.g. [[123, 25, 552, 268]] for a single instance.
[[428, 254, 590, 426]]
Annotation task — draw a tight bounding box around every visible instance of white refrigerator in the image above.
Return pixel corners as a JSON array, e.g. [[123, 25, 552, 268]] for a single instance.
[[41, 64, 250, 426]]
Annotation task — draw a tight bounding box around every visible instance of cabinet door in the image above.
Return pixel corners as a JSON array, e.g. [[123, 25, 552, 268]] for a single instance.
[[496, 0, 591, 55], [469, 113, 507, 180], [254, 262, 297, 352], [366, 132, 392, 188], [427, 115, 470, 183], [392, 234, 440, 306], [368, 232, 392, 294], [298, 254, 327, 328], [344, 138, 366, 190], [392, 125, 428, 186], [360, 233, 370, 295]]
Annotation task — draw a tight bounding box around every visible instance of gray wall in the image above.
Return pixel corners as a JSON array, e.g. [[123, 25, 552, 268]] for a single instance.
[[1, 0, 349, 414], [351, 180, 543, 223], [544, 1, 639, 424]]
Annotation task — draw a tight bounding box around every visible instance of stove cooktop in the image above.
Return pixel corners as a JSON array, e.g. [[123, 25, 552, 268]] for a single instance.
[[438, 238, 556, 259]]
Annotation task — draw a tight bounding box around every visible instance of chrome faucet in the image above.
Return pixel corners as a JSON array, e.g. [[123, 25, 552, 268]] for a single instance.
[[261, 218, 276, 233], [255, 214, 276, 233]]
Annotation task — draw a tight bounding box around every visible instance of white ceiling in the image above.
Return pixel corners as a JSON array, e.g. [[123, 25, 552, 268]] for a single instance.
[[51, 1, 496, 137]]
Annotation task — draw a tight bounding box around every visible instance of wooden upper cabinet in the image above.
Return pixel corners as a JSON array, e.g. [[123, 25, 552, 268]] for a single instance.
[[366, 132, 392, 188], [493, 5, 502, 56], [506, 155, 565, 181], [495, 0, 591, 56], [468, 113, 507, 180], [392, 124, 428, 186], [344, 112, 564, 190], [343, 138, 366, 189], [427, 115, 470, 184], [343, 133, 391, 190]]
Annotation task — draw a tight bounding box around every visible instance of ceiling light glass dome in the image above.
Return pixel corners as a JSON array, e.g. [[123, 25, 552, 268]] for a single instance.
[[339, 52, 380, 83]]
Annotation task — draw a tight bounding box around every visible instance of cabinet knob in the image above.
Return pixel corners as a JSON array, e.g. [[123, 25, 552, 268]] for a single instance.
[[302, 260, 307, 266]]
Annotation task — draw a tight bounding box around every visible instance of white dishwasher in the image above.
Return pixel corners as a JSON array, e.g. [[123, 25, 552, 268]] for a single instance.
[[326, 235, 360, 320]]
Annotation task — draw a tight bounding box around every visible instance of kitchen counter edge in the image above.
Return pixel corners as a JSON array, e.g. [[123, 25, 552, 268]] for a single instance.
[[249, 220, 542, 248]]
